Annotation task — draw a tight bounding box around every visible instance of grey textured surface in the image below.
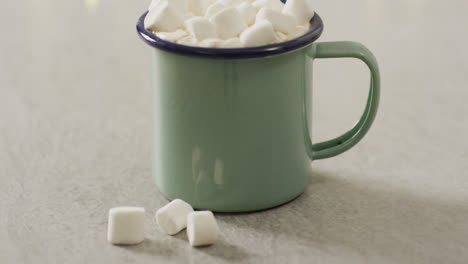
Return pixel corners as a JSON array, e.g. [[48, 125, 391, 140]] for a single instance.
[[1, 0, 468, 263]]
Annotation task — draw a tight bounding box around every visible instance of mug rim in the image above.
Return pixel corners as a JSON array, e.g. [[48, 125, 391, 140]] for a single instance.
[[136, 11, 324, 59]]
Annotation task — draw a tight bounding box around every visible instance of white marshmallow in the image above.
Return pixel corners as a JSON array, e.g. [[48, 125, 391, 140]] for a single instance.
[[199, 38, 220, 47], [282, 0, 314, 24], [217, 37, 242, 48], [146, 0, 313, 48], [149, 0, 159, 10], [287, 23, 310, 40], [256, 8, 296, 34], [216, 0, 244, 7], [155, 29, 188, 41], [107, 207, 145, 245], [184, 17, 217, 40], [185, 11, 196, 19], [189, 0, 213, 16], [271, 0, 284, 11], [240, 20, 276, 47], [274, 30, 288, 42], [252, 0, 283, 12], [145, 1, 185, 32], [210, 7, 247, 39], [171, 0, 190, 11], [187, 211, 219, 247], [237, 1, 257, 25], [205, 3, 228, 18], [177, 35, 198, 45], [149, 0, 188, 13], [156, 199, 194, 235]]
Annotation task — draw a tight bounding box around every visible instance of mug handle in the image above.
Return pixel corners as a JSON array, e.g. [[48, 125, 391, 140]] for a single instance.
[[305, 41, 381, 160]]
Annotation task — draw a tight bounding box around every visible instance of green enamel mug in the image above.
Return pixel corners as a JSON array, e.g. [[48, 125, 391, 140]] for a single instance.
[[137, 12, 380, 212]]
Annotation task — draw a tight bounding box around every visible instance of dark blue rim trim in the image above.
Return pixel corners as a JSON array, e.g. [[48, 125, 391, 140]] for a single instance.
[[136, 11, 323, 59]]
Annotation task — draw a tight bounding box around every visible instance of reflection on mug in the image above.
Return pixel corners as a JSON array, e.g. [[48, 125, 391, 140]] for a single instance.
[[84, 0, 99, 12], [191, 145, 202, 182], [214, 158, 224, 186]]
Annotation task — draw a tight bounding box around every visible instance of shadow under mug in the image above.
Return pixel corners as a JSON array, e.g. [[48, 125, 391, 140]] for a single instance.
[[137, 12, 380, 212]]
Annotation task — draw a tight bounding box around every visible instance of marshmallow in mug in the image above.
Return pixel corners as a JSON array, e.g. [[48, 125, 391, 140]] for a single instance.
[[252, 0, 284, 12], [256, 7, 296, 34], [144, 0, 315, 47], [240, 20, 277, 47], [282, 0, 315, 24], [204, 2, 227, 18], [237, 1, 257, 26], [184, 17, 217, 40], [210, 7, 248, 39], [145, 0, 184, 32]]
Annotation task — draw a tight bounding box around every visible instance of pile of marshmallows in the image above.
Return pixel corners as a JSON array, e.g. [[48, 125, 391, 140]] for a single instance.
[[108, 199, 218, 247], [144, 0, 315, 48]]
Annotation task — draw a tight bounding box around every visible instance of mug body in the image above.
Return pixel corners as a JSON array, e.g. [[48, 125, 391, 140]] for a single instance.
[[138, 12, 380, 213], [151, 47, 314, 212]]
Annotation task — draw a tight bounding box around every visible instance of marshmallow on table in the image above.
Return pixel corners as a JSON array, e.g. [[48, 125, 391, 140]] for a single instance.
[[252, 0, 283, 12], [155, 29, 188, 41], [210, 7, 247, 39], [256, 8, 296, 34], [240, 20, 276, 47], [145, 1, 185, 32], [282, 0, 314, 24], [187, 211, 219, 247], [107, 207, 145, 245], [237, 1, 257, 26], [156, 199, 194, 235], [217, 37, 242, 48], [184, 17, 217, 40], [189, 0, 213, 16], [205, 3, 227, 18]]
